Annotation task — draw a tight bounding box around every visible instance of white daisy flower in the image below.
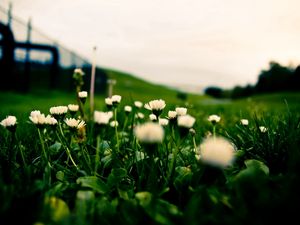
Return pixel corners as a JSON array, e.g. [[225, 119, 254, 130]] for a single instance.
[[45, 115, 58, 126], [199, 137, 235, 168], [124, 105, 132, 113], [134, 101, 143, 108], [94, 111, 112, 125], [177, 115, 196, 128], [134, 122, 164, 144], [168, 111, 177, 119], [208, 115, 221, 123], [110, 121, 119, 127], [50, 106, 68, 115], [78, 121, 86, 129], [78, 91, 88, 98], [65, 118, 86, 129], [74, 68, 84, 76], [149, 114, 157, 121], [175, 107, 187, 116], [136, 112, 145, 119], [240, 119, 249, 126], [30, 110, 41, 117], [144, 99, 166, 111], [68, 104, 79, 112], [1, 116, 17, 128], [259, 126, 268, 133], [107, 111, 113, 119], [159, 118, 169, 126], [105, 97, 113, 106], [29, 112, 46, 125], [189, 128, 196, 136], [111, 95, 122, 104]]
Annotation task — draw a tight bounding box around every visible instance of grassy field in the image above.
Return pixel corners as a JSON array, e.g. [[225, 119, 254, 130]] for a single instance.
[[1, 66, 299, 120], [0, 73, 300, 225], [0, 89, 299, 122]]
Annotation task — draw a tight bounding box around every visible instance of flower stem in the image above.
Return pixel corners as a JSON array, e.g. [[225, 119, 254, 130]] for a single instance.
[[213, 125, 216, 139], [94, 135, 101, 175], [192, 136, 197, 153], [114, 108, 120, 153], [19, 144, 27, 168], [165, 138, 182, 187], [56, 124, 79, 170], [37, 128, 51, 187], [37, 128, 50, 167]]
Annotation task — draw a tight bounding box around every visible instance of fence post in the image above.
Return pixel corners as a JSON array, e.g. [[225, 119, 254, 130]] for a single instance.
[[22, 17, 32, 92], [7, 2, 12, 27], [0, 23, 15, 90], [89, 46, 97, 118], [107, 79, 116, 97]]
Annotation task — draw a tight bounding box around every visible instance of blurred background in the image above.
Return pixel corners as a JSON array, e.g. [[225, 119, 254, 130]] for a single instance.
[[0, 0, 299, 99]]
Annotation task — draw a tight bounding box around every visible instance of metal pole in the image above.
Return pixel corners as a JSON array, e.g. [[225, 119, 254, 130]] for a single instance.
[[107, 78, 116, 97], [90, 46, 97, 117], [23, 17, 32, 92], [7, 2, 12, 27]]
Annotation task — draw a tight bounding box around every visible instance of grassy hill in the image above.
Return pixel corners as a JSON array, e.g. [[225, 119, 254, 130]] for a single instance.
[[0, 68, 206, 120], [0, 66, 299, 122], [105, 68, 204, 104]]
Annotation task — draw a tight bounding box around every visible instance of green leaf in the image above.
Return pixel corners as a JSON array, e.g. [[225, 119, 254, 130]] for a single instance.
[[108, 168, 127, 188], [101, 155, 112, 168], [234, 159, 269, 187], [49, 142, 62, 154], [173, 166, 193, 190], [100, 141, 111, 151], [76, 190, 95, 201], [135, 192, 152, 207], [111, 168, 127, 178], [44, 196, 70, 222], [135, 192, 182, 225], [76, 176, 108, 194], [56, 171, 64, 181], [244, 159, 269, 175]]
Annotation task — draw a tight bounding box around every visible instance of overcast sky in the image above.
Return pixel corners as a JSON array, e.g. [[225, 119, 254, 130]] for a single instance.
[[2, 0, 300, 92]]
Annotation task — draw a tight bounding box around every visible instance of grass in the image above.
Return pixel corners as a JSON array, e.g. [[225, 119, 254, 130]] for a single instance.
[[1, 73, 300, 225]]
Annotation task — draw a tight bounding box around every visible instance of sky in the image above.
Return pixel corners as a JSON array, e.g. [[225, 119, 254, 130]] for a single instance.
[[1, 0, 300, 92]]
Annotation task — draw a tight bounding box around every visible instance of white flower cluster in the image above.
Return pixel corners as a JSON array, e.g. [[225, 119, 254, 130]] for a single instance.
[[29, 110, 57, 125], [105, 95, 122, 106], [167, 107, 187, 120], [1, 116, 17, 128], [134, 122, 164, 144]]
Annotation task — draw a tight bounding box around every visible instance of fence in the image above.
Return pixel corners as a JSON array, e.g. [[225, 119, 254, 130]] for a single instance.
[[0, 3, 106, 93]]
